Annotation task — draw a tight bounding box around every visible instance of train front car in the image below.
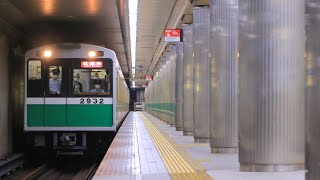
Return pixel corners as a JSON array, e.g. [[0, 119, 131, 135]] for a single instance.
[[24, 43, 129, 156]]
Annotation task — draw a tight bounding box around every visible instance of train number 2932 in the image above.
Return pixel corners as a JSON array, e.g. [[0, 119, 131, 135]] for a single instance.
[[80, 98, 104, 104]]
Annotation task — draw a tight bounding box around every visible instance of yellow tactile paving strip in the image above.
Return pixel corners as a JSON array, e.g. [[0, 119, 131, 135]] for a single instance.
[[140, 112, 213, 180], [143, 112, 207, 171]]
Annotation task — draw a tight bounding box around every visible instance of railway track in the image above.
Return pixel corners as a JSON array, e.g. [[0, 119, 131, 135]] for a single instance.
[[3, 159, 98, 180]]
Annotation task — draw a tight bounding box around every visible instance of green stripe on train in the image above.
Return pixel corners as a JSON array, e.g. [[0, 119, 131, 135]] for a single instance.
[[27, 104, 113, 127]]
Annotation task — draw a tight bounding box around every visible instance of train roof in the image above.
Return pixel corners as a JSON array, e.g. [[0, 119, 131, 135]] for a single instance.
[[25, 43, 126, 79]]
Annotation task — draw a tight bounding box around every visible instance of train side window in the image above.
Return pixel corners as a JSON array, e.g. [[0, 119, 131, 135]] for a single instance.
[[27, 60, 42, 97], [48, 66, 63, 95]]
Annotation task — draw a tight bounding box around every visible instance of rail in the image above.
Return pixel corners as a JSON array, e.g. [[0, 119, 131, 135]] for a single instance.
[[0, 154, 25, 178], [22, 163, 49, 180]]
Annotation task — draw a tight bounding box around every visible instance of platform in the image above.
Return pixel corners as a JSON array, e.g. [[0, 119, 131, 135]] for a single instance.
[[93, 112, 305, 180]]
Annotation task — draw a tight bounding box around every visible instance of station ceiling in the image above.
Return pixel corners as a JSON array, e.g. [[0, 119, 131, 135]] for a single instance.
[[0, 0, 191, 85], [0, 0, 130, 75], [136, 0, 176, 78], [135, 0, 191, 85]]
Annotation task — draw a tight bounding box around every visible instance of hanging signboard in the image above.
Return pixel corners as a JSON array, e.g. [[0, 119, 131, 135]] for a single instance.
[[164, 29, 182, 42], [145, 75, 153, 81]]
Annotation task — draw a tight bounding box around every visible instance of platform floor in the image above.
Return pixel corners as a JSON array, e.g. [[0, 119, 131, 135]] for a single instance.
[[93, 112, 305, 180]]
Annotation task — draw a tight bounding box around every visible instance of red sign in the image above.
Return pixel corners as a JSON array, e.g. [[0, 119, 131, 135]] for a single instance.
[[81, 61, 103, 68], [145, 75, 153, 81], [164, 29, 181, 42]]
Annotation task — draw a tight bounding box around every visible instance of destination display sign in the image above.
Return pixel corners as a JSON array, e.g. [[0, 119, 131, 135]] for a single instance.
[[81, 61, 103, 68]]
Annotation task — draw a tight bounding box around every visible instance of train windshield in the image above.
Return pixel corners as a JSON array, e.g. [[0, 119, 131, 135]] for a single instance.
[[27, 58, 113, 97], [72, 58, 113, 97], [72, 69, 112, 96]]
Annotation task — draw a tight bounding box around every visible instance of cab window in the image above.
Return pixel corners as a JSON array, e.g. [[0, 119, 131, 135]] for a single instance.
[[71, 59, 112, 97], [27, 60, 42, 97], [48, 66, 63, 95], [72, 69, 112, 96]]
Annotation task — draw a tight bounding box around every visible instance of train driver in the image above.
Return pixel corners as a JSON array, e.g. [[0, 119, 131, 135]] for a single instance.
[[73, 73, 83, 94], [49, 68, 61, 94], [91, 79, 105, 93]]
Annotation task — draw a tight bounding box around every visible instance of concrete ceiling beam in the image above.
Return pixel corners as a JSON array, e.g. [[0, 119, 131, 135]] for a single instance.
[[116, 0, 131, 77]]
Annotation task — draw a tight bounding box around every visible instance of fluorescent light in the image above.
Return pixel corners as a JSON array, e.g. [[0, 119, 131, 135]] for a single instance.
[[132, 67, 136, 77], [129, 0, 138, 78]]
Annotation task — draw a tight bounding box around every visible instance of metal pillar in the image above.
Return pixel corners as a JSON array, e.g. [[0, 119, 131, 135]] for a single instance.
[[158, 58, 166, 120], [154, 76, 158, 117], [175, 42, 184, 131], [164, 53, 170, 124], [182, 24, 194, 136], [157, 64, 162, 119], [150, 81, 154, 116], [0, 34, 11, 159], [160, 59, 167, 122], [193, 7, 210, 143], [152, 76, 157, 117], [145, 85, 149, 112], [238, 0, 305, 171], [306, 0, 320, 179], [210, 0, 238, 153], [169, 45, 176, 127]]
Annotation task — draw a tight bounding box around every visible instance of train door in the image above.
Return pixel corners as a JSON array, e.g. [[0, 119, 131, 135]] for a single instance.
[[43, 60, 70, 127], [26, 60, 44, 127]]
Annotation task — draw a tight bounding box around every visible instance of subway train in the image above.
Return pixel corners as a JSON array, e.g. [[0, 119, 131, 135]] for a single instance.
[[24, 43, 129, 156]]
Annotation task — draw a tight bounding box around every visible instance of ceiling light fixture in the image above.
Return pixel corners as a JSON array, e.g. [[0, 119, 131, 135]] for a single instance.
[[129, 0, 138, 78]]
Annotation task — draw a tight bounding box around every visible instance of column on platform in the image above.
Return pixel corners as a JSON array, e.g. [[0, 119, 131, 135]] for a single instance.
[[209, 0, 238, 153], [193, 7, 211, 143], [160, 57, 167, 122], [160, 57, 166, 121], [169, 45, 176, 127], [149, 81, 153, 115], [306, 0, 320, 179], [153, 75, 157, 117], [0, 33, 11, 159], [152, 75, 160, 118], [151, 81, 155, 116], [157, 60, 163, 120], [146, 81, 151, 114], [182, 24, 194, 136], [153, 78, 156, 117], [164, 53, 170, 124], [155, 73, 159, 118], [145, 84, 149, 112], [238, 0, 305, 171], [175, 42, 184, 131]]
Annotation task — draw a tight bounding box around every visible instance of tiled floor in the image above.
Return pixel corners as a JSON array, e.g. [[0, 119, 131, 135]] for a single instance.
[[93, 112, 305, 180], [93, 112, 170, 180]]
